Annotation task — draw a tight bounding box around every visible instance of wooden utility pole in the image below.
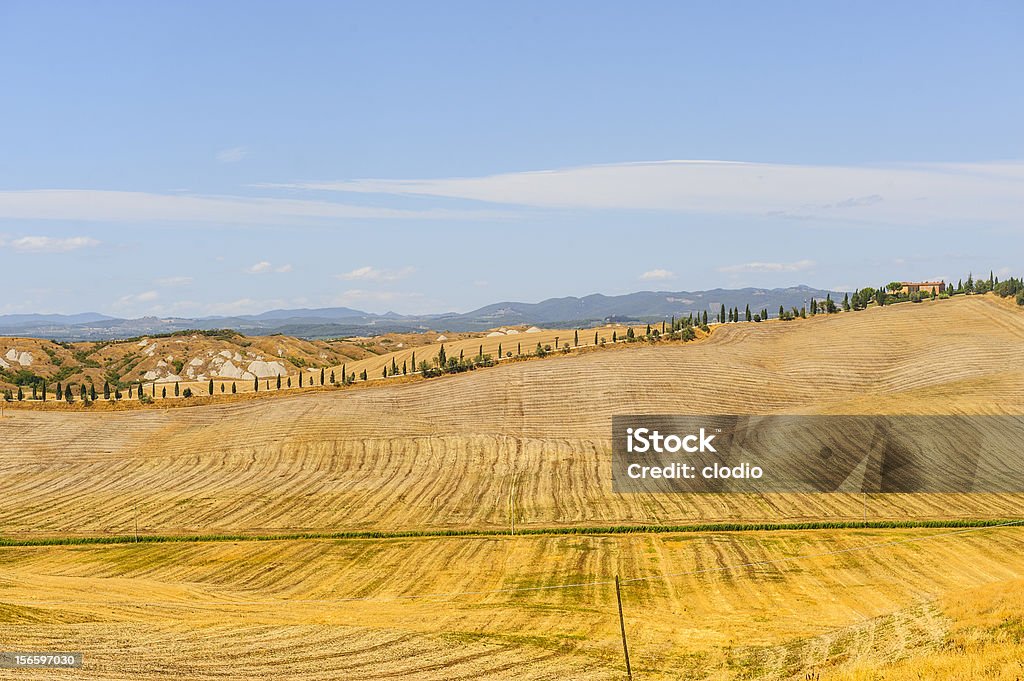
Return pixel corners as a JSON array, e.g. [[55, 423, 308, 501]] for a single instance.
[[615, 575, 632, 680], [509, 476, 516, 536], [134, 504, 139, 543]]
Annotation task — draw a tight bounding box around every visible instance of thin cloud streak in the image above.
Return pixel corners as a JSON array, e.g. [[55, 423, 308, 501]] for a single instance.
[[1, 235, 100, 252], [279, 159, 1024, 226], [336, 266, 415, 282], [0, 190, 507, 225], [719, 260, 816, 273]]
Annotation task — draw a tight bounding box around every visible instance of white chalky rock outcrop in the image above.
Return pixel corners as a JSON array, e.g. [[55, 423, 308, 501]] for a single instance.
[[247, 360, 286, 378], [216, 360, 254, 380], [4, 348, 33, 366]]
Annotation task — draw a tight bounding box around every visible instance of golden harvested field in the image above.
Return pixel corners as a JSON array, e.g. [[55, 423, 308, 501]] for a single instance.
[[0, 528, 1022, 679], [2, 294, 1024, 679]]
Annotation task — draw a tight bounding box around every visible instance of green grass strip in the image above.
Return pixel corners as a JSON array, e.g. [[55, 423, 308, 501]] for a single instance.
[[0, 518, 1020, 548]]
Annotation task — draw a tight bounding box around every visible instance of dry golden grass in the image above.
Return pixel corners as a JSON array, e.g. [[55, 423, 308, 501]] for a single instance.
[[2, 295, 1024, 678]]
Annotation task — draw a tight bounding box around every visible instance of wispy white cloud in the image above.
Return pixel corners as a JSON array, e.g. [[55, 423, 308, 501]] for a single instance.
[[336, 265, 415, 281], [115, 290, 159, 308], [247, 261, 292, 274], [216, 146, 248, 163], [719, 259, 816, 273], [277, 159, 1024, 227], [640, 268, 675, 281], [0, 190, 504, 224], [1, 235, 99, 252], [155, 276, 193, 287]]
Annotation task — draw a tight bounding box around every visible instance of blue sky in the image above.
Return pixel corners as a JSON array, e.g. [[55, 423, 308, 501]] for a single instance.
[[1, 1, 1021, 317]]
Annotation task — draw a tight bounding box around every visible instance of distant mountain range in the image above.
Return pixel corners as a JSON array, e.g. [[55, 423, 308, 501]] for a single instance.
[[0, 286, 840, 340]]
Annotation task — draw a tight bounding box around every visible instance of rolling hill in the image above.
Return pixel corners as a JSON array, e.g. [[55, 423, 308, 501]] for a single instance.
[[1, 294, 1022, 680]]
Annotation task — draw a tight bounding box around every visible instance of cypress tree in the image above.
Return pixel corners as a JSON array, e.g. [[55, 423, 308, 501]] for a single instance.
[[103, 382, 110, 400], [231, 382, 236, 394], [438, 344, 446, 366], [90, 384, 97, 401], [174, 382, 180, 396], [594, 331, 598, 345], [518, 342, 521, 355], [612, 331, 617, 342], [360, 369, 367, 381], [17, 386, 23, 401], [402, 361, 407, 375], [574, 330, 579, 346], [42, 382, 46, 401], [162, 386, 167, 398], [391, 358, 397, 374], [702, 310, 708, 326], [65, 384, 73, 402], [32, 383, 37, 400], [56, 382, 63, 400], [745, 304, 751, 321], [498, 343, 502, 357], [720, 304, 726, 323], [277, 374, 282, 389], [479, 344, 483, 357], [459, 349, 464, 360], [341, 364, 346, 384], [138, 383, 143, 400], [209, 379, 214, 395], [253, 377, 258, 392], [299, 373, 303, 387], [382, 366, 387, 378], [645, 323, 651, 336], [320, 367, 325, 384], [221, 383, 225, 393], [330, 370, 335, 384]]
